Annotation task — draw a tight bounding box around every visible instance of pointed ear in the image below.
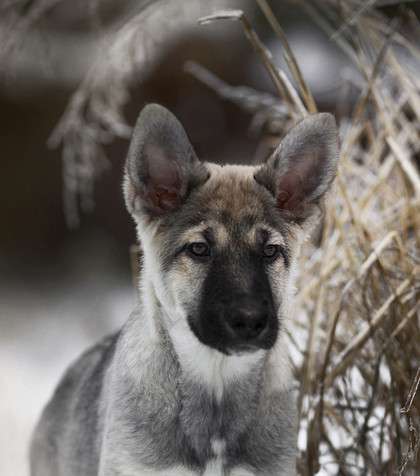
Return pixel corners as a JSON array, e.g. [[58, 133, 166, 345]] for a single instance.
[[124, 104, 209, 218], [254, 113, 339, 222]]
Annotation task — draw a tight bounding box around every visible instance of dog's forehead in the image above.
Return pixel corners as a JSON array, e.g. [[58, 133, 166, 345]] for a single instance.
[[159, 163, 289, 246], [196, 164, 281, 243], [190, 164, 269, 231], [200, 163, 264, 219]]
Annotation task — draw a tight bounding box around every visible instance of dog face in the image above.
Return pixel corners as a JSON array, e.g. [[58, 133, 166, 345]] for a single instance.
[[124, 104, 338, 355]]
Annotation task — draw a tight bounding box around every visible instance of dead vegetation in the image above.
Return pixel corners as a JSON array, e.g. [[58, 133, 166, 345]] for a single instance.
[[4, 0, 420, 474]]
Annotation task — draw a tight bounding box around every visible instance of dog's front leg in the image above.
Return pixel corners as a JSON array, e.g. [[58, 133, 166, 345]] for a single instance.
[[230, 467, 296, 476], [229, 469, 288, 476], [229, 469, 256, 476], [99, 454, 199, 476], [98, 439, 199, 475], [99, 462, 199, 476]]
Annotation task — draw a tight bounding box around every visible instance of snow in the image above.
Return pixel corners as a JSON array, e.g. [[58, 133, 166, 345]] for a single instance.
[[0, 282, 134, 476]]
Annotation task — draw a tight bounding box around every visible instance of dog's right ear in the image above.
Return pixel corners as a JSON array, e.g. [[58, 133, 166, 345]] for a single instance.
[[254, 113, 339, 223], [124, 104, 209, 218]]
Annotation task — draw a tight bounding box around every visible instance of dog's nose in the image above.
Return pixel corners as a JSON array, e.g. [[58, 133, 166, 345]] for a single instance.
[[225, 303, 268, 342]]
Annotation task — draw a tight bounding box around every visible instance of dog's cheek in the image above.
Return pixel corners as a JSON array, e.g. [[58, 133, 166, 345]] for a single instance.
[[167, 257, 206, 319], [267, 261, 288, 311]]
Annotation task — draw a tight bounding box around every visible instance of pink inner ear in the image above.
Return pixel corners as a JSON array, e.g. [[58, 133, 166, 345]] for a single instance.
[[145, 144, 182, 213], [277, 190, 291, 208], [151, 186, 180, 213], [276, 153, 316, 213], [277, 174, 304, 212]]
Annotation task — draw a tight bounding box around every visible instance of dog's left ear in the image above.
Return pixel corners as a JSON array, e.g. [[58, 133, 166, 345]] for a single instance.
[[254, 113, 339, 222], [124, 104, 209, 218]]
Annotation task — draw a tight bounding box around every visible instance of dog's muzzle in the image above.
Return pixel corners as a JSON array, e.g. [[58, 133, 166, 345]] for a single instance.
[[223, 299, 270, 346]]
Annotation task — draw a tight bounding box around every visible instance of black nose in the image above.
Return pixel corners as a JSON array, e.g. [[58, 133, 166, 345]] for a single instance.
[[225, 302, 269, 342]]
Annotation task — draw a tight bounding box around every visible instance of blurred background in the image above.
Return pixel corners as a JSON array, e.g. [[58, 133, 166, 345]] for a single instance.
[[1, 1, 419, 475]]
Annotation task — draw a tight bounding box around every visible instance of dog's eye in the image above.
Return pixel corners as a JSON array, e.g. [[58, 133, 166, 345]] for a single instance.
[[187, 242, 210, 258], [263, 244, 281, 260]]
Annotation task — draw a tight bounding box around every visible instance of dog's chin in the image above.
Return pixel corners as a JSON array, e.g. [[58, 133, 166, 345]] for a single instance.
[[198, 339, 272, 357], [224, 343, 268, 356]]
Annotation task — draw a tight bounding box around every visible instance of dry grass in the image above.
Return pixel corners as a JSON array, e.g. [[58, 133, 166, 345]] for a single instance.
[[195, 2, 420, 474]]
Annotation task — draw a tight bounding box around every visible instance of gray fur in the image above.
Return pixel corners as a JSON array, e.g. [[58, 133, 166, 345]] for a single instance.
[[31, 104, 339, 476], [31, 313, 296, 476]]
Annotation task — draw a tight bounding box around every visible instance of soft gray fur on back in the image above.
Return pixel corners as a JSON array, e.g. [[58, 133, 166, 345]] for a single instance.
[[31, 104, 338, 476]]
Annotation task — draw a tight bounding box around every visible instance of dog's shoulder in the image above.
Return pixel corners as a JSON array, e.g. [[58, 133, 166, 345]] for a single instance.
[[54, 332, 119, 405], [30, 332, 120, 475], [35, 331, 120, 428]]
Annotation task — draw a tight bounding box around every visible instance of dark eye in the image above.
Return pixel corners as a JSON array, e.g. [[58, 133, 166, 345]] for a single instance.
[[187, 242, 210, 258], [263, 244, 281, 260]]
